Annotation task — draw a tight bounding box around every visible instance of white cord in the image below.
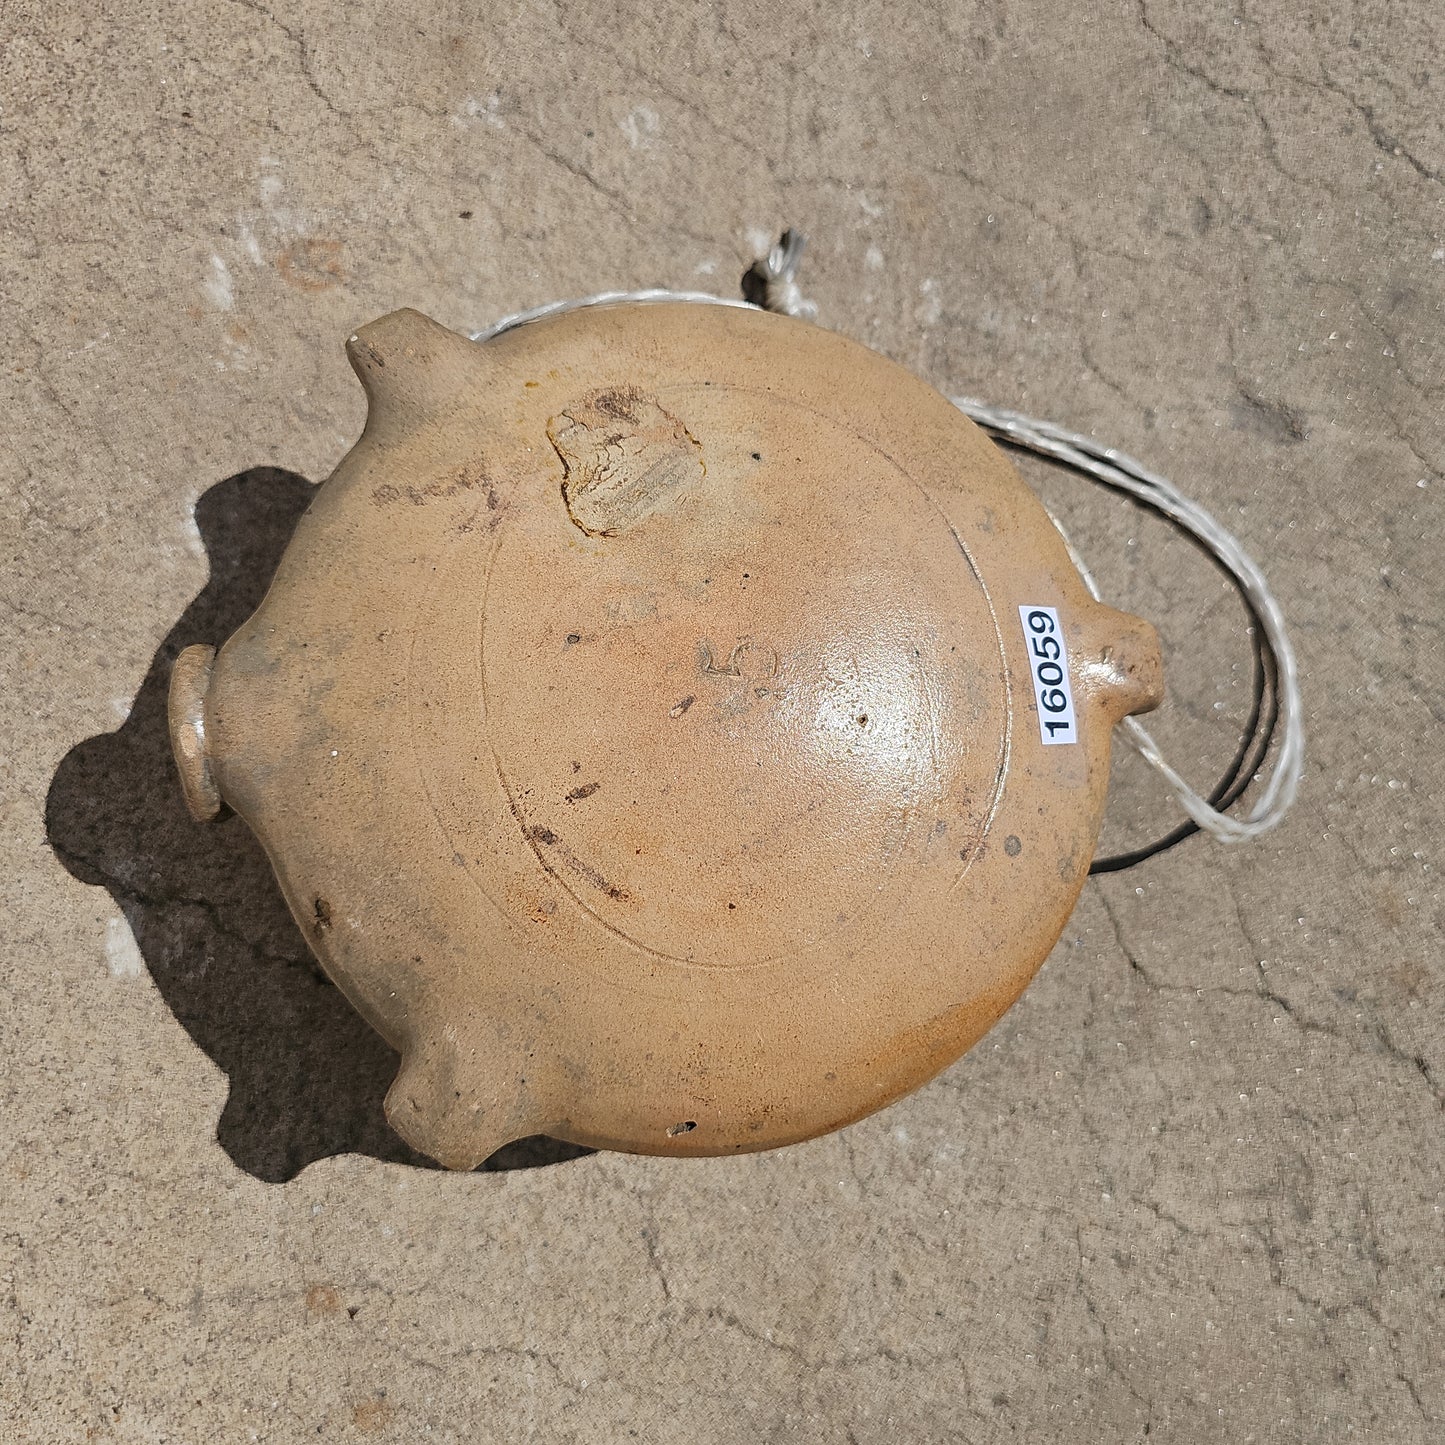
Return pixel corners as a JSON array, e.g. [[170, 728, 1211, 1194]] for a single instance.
[[746, 228, 819, 320], [472, 288, 758, 342], [470, 233, 1304, 847]]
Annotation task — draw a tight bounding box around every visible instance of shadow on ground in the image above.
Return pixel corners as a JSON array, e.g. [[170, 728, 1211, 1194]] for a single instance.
[[45, 467, 591, 1183]]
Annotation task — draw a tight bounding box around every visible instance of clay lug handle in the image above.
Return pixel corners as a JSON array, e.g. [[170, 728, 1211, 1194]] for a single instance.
[[345, 309, 494, 443], [168, 644, 221, 822], [383, 1041, 531, 1171], [1082, 605, 1166, 724]]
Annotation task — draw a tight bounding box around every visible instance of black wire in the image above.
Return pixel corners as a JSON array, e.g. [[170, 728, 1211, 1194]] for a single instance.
[[982, 435, 1281, 874]]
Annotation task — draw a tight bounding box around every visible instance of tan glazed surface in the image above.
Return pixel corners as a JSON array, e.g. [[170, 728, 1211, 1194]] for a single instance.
[[169, 302, 1162, 1168]]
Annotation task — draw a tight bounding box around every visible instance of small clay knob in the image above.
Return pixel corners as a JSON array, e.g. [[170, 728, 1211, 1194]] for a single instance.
[[168, 644, 221, 822], [1085, 606, 1166, 724]]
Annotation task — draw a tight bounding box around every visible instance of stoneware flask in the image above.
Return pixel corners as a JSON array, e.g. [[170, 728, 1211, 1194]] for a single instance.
[[169, 302, 1163, 1168]]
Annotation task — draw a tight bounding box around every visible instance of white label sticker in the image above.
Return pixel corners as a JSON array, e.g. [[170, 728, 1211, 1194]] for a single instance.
[[1018, 605, 1078, 745]]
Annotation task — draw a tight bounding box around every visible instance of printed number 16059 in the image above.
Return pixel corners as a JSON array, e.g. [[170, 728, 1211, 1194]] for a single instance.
[[1018, 605, 1078, 745]]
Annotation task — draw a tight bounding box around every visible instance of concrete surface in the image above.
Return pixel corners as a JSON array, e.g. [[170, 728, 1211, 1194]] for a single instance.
[[3, 1, 1440, 1439]]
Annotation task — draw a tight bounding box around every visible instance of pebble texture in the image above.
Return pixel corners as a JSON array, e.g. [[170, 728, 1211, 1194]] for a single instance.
[[4, 2, 1440, 1440]]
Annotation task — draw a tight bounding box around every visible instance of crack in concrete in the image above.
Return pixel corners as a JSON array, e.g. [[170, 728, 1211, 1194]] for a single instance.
[[226, 0, 352, 123], [53, 839, 320, 982], [1074, 1225, 1156, 1431]]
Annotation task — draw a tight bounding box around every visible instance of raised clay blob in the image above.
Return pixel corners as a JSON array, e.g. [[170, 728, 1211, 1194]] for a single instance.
[[168, 303, 1163, 1168]]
